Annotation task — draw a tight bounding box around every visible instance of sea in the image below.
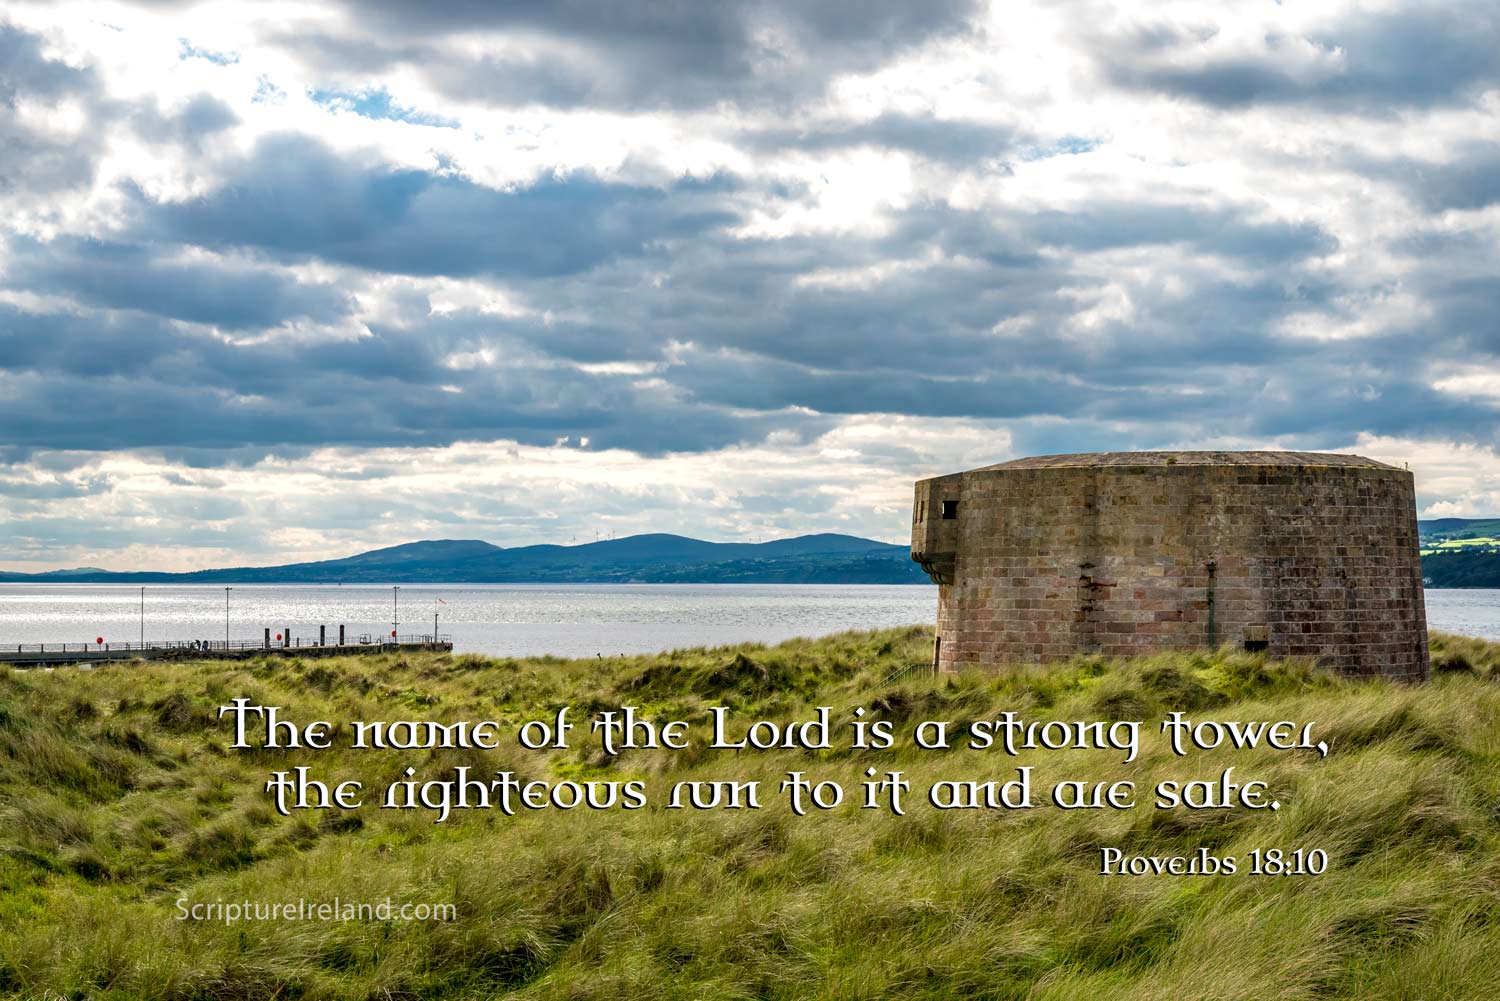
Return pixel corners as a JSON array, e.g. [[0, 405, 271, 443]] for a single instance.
[[0, 583, 1496, 659]]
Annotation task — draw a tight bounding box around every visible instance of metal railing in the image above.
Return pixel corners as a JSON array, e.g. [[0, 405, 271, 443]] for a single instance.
[[4, 640, 265, 653], [880, 661, 936, 686], [7, 634, 453, 654]]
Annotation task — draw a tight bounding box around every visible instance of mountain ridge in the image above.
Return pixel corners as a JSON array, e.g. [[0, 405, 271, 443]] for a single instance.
[[14, 520, 1497, 586], [0, 533, 931, 585]]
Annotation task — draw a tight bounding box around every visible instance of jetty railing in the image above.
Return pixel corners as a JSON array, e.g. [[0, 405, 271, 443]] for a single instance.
[[7, 635, 453, 655], [7, 640, 268, 653]]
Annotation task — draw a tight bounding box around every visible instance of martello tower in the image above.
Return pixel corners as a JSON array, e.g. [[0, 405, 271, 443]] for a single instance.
[[911, 451, 1429, 681]]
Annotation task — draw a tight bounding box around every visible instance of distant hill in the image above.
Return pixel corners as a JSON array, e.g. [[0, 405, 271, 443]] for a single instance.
[[15, 523, 1495, 587], [0, 533, 932, 585], [1419, 517, 1500, 541], [1418, 517, 1500, 587], [1423, 551, 1500, 588]]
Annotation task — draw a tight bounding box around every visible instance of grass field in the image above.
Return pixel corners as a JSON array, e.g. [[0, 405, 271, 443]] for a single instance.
[[3, 628, 1500, 999], [1419, 517, 1500, 558], [1420, 537, 1500, 556]]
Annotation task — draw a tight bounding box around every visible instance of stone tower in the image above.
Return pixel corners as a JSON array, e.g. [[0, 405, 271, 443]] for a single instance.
[[911, 451, 1429, 680]]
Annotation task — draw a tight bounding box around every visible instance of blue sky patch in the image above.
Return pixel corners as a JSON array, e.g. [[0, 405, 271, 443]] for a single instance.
[[308, 88, 460, 129]]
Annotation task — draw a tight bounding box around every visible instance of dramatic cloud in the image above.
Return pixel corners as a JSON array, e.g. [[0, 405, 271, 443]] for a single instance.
[[303, 0, 983, 110], [140, 134, 739, 278], [4, 236, 348, 328], [1089, 2, 1500, 110], [0, 0, 1498, 569], [0, 22, 103, 197]]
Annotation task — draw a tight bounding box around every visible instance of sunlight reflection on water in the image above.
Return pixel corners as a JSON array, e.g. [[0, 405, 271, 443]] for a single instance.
[[0, 584, 1493, 658]]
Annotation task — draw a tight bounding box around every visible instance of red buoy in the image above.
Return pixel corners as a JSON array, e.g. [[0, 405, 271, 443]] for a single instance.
[[275, 633, 282, 641], [390, 629, 397, 638], [95, 636, 104, 645]]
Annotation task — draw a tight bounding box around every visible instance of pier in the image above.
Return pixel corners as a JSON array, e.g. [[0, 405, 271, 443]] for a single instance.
[[1, 632, 453, 668]]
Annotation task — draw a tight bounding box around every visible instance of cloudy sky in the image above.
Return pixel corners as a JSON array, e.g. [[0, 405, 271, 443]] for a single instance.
[[2, 0, 1498, 571]]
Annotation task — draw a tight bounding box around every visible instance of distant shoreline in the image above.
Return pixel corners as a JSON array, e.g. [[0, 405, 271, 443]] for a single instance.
[[0, 579, 937, 587], [0, 532, 931, 586]]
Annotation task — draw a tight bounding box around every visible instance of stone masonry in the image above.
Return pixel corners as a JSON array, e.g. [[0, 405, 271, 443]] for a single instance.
[[911, 451, 1429, 681]]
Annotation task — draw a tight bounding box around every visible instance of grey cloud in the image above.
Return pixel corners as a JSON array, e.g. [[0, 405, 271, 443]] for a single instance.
[[3, 2, 1496, 488], [0, 23, 102, 196], [0, 303, 833, 459], [479, 241, 1068, 378], [1372, 143, 1500, 213], [0, 129, 97, 198], [0, 21, 92, 104], [5, 236, 350, 329], [1424, 277, 1500, 356], [0, 511, 256, 554], [1003, 421, 1167, 461], [1246, 371, 1496, 443], [1, 137, 1464, 469], [0, 306, 186, 377], [272, 31, 430, 76], [140, 0, 981, 116], [491, 197, 1335, 384], [130, 93, 240, 148], [0, 475, 112, 500], [1092, 3, 1500, 110], [160, 470, 224, 488], [1024, 205, 1337, 263], [139, 134, 738, 278], [1, 22, 244, 201], [502, 199, 1478, 452], [743, 112, 1022, 164], [670, 348, 1088, 418], [335, 0, 982, 110], [1062, 278, 1335, 377]]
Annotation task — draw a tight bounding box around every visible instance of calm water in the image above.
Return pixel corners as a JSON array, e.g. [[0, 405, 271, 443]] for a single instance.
[[0, 584, 1495, 658], [0, 584, 939, 658]]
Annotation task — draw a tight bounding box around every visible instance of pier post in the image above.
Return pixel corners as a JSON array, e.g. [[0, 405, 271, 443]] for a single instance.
[[284, 628, 290, 649], [264, 627, 270, 650], [319, 625, 326, 647], [339, 624, 345, 646]]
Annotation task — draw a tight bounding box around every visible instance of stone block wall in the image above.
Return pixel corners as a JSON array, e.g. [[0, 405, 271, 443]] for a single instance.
[[911, 452, 1429, 681]]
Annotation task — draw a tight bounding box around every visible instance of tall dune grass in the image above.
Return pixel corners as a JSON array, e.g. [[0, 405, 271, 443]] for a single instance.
[[2, 626, 1499, 998]]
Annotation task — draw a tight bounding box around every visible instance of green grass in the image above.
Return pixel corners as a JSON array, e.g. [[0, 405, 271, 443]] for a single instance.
[[1420, 536, 1500, 555], [3, 627, 1500, 998]]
